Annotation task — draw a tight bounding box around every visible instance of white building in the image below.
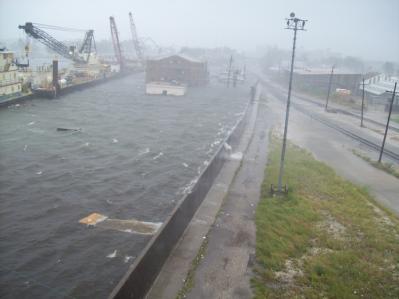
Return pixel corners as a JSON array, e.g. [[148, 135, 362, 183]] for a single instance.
[[0, 50, 22, 100]]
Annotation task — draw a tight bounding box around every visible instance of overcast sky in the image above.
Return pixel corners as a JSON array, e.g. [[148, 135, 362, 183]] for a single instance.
[[0, 0, 398, 62]]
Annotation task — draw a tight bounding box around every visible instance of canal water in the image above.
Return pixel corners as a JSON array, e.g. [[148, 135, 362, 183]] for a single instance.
[[0, 73, 251, 298]]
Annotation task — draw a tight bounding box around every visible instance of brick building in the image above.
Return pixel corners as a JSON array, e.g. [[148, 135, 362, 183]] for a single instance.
[[145, 54, 208, 86]]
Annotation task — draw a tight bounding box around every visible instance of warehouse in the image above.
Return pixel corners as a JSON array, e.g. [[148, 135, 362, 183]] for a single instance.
[[283, 68, 362, 93], [145, 54, 208, 87]]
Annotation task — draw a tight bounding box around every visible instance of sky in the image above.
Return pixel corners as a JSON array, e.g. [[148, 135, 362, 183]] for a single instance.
[[0, 0, 398, 62]]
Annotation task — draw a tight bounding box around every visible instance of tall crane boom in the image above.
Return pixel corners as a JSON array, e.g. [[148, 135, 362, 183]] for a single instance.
[[109, 16, 124, 70], [128, 12, 143, 62], [79, 30, 96, 61], [18, 22, 95, 64]]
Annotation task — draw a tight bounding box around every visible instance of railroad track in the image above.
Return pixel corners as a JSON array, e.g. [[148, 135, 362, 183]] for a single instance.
[[267, 85, 399, 163]]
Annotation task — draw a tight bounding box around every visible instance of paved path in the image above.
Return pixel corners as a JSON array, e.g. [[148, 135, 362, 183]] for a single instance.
[[186, 97, 276, 298]]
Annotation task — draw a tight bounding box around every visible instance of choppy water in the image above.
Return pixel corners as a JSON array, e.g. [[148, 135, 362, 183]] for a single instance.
[[0, 73, 251, 298]]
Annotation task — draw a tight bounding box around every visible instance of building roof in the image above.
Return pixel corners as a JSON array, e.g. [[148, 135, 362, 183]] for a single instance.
[[292, 68, 360, 75], [361, 75, 398, 96], [149, 54, 205, 64]]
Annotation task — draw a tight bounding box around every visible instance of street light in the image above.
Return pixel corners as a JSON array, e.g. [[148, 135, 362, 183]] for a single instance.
[[276, 13, 307, 193]]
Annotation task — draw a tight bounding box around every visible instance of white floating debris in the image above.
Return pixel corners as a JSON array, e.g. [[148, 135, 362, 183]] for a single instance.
[[23, 145, 28, 152], [27, 121, 35, 126], [182, 163, 189, 168], [15, 104, 20, 107], [36, 171, 42, 175], [153, 152, 163, 160], [112, 138, 118, 143], [84, 142, 90, 147], [106, 250, 117, 258], [203, 160, 209, 166]]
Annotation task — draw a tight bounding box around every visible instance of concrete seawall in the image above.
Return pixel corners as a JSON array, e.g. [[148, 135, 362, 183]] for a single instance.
[[108, 87, 256, 299]]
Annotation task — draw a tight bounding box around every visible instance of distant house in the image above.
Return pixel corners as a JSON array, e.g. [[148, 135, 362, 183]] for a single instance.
[[145, 54, 208, 87]]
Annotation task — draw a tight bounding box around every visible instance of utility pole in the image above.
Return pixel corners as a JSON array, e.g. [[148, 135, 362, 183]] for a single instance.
[[325, 65, 335, 111], [227, 55, 233, 88], [276, 12, 307, 193], [360, 78, 370, 127], [378, 82, 397, 163]]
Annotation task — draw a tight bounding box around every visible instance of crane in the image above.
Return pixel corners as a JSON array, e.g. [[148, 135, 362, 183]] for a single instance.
[[128, 12, 143, 63], [18, 22, 96, 64], [109, 16, 125, 70]]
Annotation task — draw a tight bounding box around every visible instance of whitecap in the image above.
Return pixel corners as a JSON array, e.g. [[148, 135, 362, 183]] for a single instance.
[[138, 148, 150, 156], [36, 171, 42, 175], [182, 163, 189, 168], [27, 121, 35, 126], [112, 138, 118, 143], [124, 256, 134, 263], [23, 145, 28, 151], [106, 250, 117, 258], [153, 152, 163, 160]]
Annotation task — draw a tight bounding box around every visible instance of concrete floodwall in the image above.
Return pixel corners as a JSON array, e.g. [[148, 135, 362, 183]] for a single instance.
[[108, 89, 255, 299]]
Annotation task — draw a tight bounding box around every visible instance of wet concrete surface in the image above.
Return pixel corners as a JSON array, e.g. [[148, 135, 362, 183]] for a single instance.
[[267, 92, 399, 216], [185, 99, 276, 298]]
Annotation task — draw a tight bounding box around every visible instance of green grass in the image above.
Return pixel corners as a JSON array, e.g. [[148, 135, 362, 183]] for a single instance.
[[352, 149, 399, 179], [252, 136, 399, 299]]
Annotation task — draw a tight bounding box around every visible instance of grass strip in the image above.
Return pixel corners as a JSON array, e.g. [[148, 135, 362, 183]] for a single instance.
[[252, 136, 399, 299]]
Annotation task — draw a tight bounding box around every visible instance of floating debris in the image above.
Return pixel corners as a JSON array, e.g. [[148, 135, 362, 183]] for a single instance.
[[27, 121, 35, 126], [56, 128, 81, 132], [79, 212, 162, 235], [36, 171, 42, 175], [182, 162, 189, 168], [112, 138, 118, 143]]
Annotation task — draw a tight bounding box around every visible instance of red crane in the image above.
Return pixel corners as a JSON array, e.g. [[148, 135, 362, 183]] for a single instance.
[[109, 16, 124, 70], [128, 12, 143, 63]]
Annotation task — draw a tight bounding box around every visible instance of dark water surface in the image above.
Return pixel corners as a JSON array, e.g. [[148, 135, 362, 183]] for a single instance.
[[0, 73, 251, 298]]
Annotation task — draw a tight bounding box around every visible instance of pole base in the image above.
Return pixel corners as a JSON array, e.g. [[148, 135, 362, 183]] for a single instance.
[[270, 184, 288, 196]]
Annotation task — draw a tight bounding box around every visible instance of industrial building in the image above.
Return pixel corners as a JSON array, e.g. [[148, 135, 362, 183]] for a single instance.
[[146, 54, 208, 87], [361, 74, 399, 111], [286, 68, 362, 93]]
